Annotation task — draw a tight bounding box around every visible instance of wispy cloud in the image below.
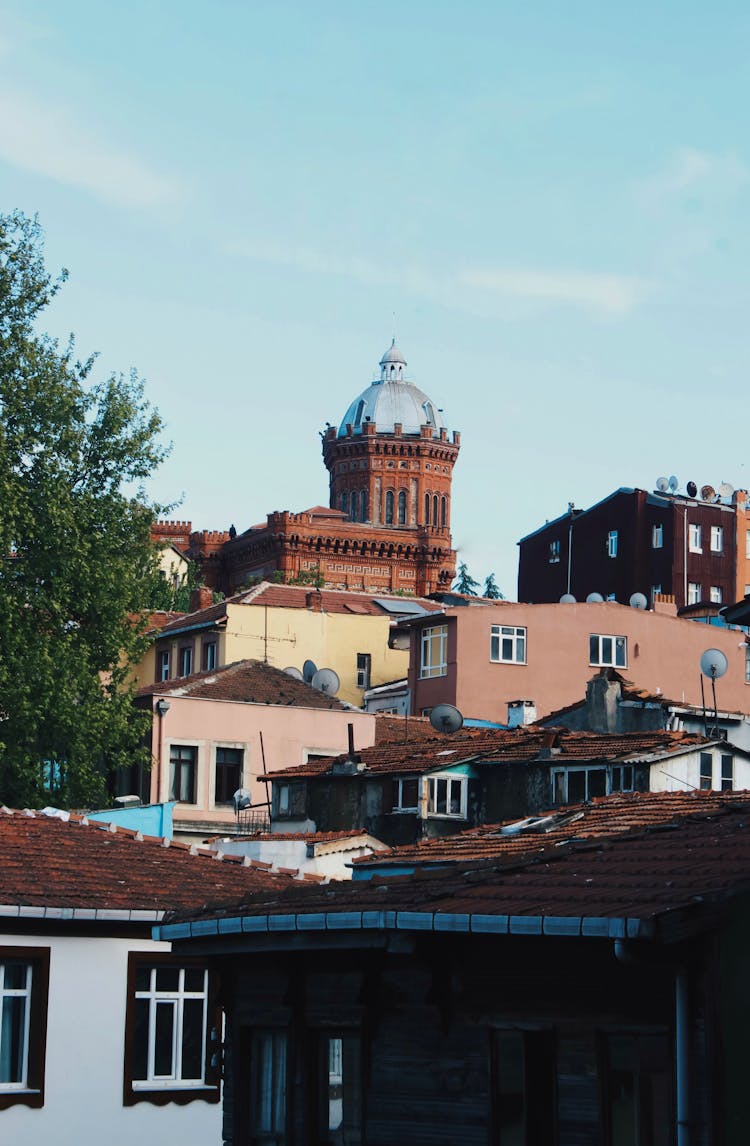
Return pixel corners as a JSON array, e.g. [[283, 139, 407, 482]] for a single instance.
[[229, 238, 646, 317], [634, 147, 750, 208], [0, 88, 175, 209]]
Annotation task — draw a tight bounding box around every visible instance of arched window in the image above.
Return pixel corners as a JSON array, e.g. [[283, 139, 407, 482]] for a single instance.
[[433, 495, 438, 525], [398, 490, 407, 525], [441, 496, 446, 528], [354, 399, 366, 428], [360, 489, 368, 522], [351, 490, 359, 521], [341, 491, 348, 515], [385, 491, 394, 525], [424, 492, 430, 524]]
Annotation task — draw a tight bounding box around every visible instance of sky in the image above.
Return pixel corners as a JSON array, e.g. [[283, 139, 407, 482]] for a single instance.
[[2, 0, 749, 599]]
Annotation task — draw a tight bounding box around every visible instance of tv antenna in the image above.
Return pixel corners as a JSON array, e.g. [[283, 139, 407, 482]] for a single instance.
[[656, 476, 669, 492], [302, 659, 318, 683], [559, 593, 576, 604], [429, 703, 464, 734], [283, 666, 304, 681], [668, 475, 679, 492], [686, 480, 697, 498], [629, 592, 648, 610], [700, 484, 716, 502], [586, 592, 604, 603], [699, 648, 728, 740], [311, 667, 340, 695], [719, 481, 734, 501]]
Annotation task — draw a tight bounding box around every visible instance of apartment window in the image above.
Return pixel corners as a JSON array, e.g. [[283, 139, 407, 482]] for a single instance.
[[215, 747, 243, 804], [548, 539, 560, 564], [124, 956, 218, 1106], [179, 644, 193, 678], [276, 782, 305, 818], [249, 1030, 288, 1142], [688, 523, 702, 553], [687, 582, 702, 606], [319, 1033, 362, 1143], [652, 523, 663, 549], [650, 585, 662, 605], [710, 586, 723, 604], [602, 1032, 671, 1146], [202, 641, 217, 672], [424, 492, 430, 525], [169, 744, 197, 803], [553, 767, 607, 804], [392, 777, 419, 812], [420, 624, 448, 678], [490, 625, 526, 664], [721, 753, 733, 791], [397, 489, 407, 525], [611, 764, 635, 793], [0, 948, 50, 1110], [699, 752, 712, 791], [607, 530, 618, 558], [157, 649, 171, 682], [426, 773, 467, 818], [710, 525, 723, 553], [356, 653, 371, 690], [490, 1029, 556, 1145], [589, 634, 627, 668]]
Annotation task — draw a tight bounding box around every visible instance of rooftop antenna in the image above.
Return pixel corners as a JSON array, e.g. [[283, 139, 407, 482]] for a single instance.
[[302, 659, 318, 683], [656, 476, 669, 492], [283, 666, 304, 681], [699, 648, 728, 740], [686, 481, 697, 499], [586, 592, 604, 603], [668, 475, 679, 492], [629, 592, 648, 610], [429, 703, 464, 734], [311, 667, 340, 695]]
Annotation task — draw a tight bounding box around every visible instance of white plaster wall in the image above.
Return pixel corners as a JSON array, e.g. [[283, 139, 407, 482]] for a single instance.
[[1, 933, 221, 1146], [649, 748, 750, 792], [215, 837, 376, 879]]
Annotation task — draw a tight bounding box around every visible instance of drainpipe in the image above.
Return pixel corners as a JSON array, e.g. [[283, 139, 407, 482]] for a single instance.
[[155, 698, 171, 800], [614, 941, 689, 1146], [567, 503, 574, 595]]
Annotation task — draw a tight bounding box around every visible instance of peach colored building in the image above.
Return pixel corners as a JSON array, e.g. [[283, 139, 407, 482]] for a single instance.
[[137, 660, 376, 839], [407, 596, 750, 724]]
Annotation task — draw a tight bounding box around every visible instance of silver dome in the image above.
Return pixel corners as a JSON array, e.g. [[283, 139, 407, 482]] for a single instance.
[[338, 344, 447, 438]]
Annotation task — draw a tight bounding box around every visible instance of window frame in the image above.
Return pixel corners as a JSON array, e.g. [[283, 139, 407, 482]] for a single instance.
[[709, 586, 722, 604], [687, 582, 702, 606], [589, 634, 627, 668], [651, 523, 663, 549], [688, 523, 702, 553], [607, 530, 618, 558], [710, 525, 723, 553], [169, 743, 198, 804], [425, 772, 468, 819], [214, 745, 244, 805], [157, 648, 171, 682], [178, 643, 194, 678], [548, 539, 560, 564], [123, 953, 219, 1107], [356, 653, 371, 690], [0, 947, 50, 1110], [392, 776, 420, 813], [490, 624, 526, 665], [419, 624, 448, 679], [202, 640, 217, 672], [699, 752, 713, 790]]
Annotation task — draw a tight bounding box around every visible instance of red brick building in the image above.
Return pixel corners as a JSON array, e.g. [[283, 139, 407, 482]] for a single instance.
[[156, 342, 461, 596]]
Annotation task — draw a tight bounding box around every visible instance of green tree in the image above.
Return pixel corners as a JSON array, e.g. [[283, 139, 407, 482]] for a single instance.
[[453, 561, 480, 596], [483, 573, 504, 599], [145, 554, 202, 613], [0, 212, 167, 808]]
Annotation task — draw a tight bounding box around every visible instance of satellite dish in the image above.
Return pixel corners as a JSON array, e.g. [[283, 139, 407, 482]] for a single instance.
[[700, 649, 728, 679], [233, 787, 252, 814], [656, 476, 669, 492], [283, 666, 304, 681], [629, 592, 648, 610], [311, 667, 340, 695], [700, 485, 715, 502], [586, 592, 604, 603], [559, 593, 577, 603], [429, 704, 464, 734], [719, 482, 734, 500], [302, 659, 318, 683], [668, 475, 679, 492], [686, 480, 697, 498]]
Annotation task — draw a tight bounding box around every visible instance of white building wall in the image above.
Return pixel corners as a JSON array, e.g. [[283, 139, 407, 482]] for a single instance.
[[2, 932, 221, 1146], [649, 747, 750, 792]]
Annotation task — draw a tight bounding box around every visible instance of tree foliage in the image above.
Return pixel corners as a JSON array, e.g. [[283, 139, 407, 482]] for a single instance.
[[453, 561, 480, 596], [0, 212, 168, 808], [483, 573, 504, 599]]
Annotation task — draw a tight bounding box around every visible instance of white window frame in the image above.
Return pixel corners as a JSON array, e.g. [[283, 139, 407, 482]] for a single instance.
[[356, 652, 371, 690], [721, 753, 733, 791], [699, 751, 713, 791], [548, 539, 560, 564], [158, 649, 170, 682], [0, 961, 32, 1090], [552, 766, 608, 804], [393, 777, 419, 812], [687, 582, 701, 606], [589, 634, 627, 668], [425, 773, 467, 819], [132, 966, 209, 1090], [710, 586, 722, 604], [419, 624, 448, 679], [489, 625, 526, 665], [688, 523, 702, 553], [607, 530, 618, 558], [652, 523, 663, 549], [710, 525, 723, 553]]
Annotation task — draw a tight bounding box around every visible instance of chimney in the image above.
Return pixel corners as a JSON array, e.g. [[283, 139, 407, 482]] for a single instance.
[[189, 586, 214, 612], [306, 590, 323, 612], [507, 700, 537, 728]]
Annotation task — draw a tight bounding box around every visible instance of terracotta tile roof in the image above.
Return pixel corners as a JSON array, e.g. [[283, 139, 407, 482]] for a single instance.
[[352, 789, 750, 866], [0, 807, 291, 913], [374, 715, 442, 744], [269, 728, 710, 781], [136, 659, 349, 710], [245, 583, 443, 617], [165, 803, 750, 939], [151, 597, 233, 636]]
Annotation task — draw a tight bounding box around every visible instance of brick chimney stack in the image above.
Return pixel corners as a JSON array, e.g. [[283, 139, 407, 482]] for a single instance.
[[189, 586, 214, 613]]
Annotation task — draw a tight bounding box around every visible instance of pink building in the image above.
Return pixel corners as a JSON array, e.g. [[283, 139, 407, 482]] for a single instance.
[[137, 660, 376, 839], [407, 597, 750, 723]]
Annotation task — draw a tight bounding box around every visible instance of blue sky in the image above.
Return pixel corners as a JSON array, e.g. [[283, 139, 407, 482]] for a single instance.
[[2, 1, 749, 598]]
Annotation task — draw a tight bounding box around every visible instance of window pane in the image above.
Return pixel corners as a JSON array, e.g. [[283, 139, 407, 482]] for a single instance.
[[402, 778, 418, 808], [181, 999, 205, 1081], [252, 1031, 287, 1136], [493, 1030, 525, 1146], [156, 967, 180, 992], [589, 635, 599, 663], [588, 770, 606, 798], [615, 638, 626, 667], [184, 968, 206, 993], [3, 963, 27, 990], [601, 637, 613, 664], [567, 771, 586, 804], [0, 995, 27, 1083], [154, 1001, 176, 1077], [135, 966, 151, 992]]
